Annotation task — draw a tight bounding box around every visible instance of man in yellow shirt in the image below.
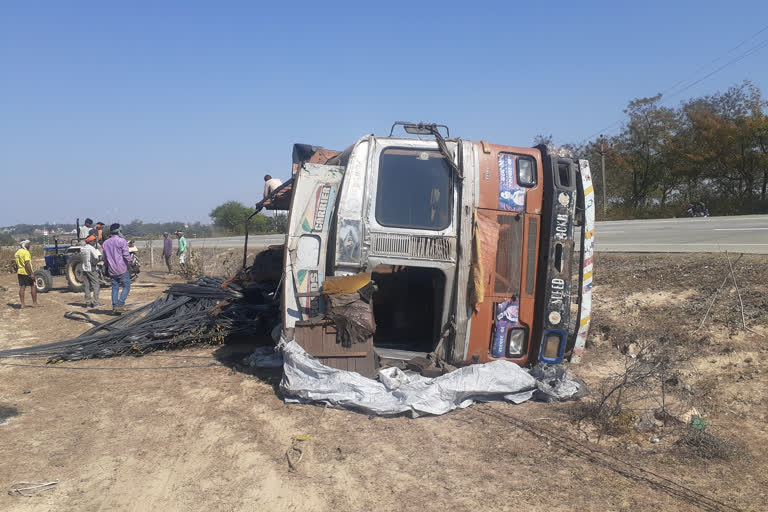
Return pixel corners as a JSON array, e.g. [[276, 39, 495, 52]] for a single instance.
[[14, 240, 38, 308]]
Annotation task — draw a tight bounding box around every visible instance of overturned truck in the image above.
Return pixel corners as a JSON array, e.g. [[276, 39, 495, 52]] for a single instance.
[[246, 122, 595, 377]]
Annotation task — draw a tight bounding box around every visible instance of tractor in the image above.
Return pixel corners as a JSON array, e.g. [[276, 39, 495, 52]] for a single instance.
[[33, 220, 140, 293]]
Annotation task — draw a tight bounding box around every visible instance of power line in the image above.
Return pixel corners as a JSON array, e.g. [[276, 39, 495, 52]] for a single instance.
[[661, 24, 768, 98], [576, 25, 768, 145], [580, 120, 623, 146], [665, 37, 768, 101]]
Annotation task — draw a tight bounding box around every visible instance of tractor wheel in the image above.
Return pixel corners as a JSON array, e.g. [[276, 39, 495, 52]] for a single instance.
[[65, 255, 85, 293], [33, 270, 53, 293]]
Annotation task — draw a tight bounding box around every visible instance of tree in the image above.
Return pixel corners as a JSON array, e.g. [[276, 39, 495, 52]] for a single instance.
[[618, 93, 679, 207], [265, 214, 288, 233], [0, 232, 16, 246], [682, 81, 767, 201], [208, 202, 284, 234], [209, 201, 253, 234]]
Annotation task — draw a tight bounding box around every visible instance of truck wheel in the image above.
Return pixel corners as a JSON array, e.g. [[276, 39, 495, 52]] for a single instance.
[[65, 255, 85, 293], [33, 270, 53, 293]]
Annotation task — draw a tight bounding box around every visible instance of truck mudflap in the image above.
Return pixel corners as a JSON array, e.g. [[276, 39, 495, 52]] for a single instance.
[[569, 160, 595, 363]]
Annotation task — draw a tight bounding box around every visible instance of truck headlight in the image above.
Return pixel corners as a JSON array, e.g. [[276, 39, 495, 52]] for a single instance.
[[506, 327, 528, 358]]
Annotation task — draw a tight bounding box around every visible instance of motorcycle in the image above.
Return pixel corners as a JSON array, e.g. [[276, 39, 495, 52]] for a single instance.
[[686, 203, 710, 217]]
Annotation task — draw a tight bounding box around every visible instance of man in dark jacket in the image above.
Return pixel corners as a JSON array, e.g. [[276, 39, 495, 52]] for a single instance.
[[162, 232, 173, 273]]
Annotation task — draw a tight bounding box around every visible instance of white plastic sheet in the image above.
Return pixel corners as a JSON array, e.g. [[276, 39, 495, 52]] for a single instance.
[[278, 339, 546, 417], [245, 346, 284, 368]]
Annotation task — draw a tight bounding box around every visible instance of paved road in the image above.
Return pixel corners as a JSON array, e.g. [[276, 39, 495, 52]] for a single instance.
[[595, 214, 768, 253], [137, 215, 767, 254], [139, 235, 285, 250]]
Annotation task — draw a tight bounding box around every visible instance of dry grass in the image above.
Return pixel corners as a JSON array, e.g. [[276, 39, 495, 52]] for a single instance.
[[136, 247, 261, 279]]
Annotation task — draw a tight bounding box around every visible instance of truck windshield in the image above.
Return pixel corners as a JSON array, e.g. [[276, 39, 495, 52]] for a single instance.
[[375, 148, 452, 230]]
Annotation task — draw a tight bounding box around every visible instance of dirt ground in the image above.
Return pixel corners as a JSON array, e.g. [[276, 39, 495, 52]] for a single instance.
[[0, 253, 766, 511]]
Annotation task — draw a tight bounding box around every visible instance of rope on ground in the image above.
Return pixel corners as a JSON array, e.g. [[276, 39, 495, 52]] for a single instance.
[[10, 481, 57, 497], [472, 406, 741, 512], [63, 311, 98, 325], [696, 253, 744, 332]]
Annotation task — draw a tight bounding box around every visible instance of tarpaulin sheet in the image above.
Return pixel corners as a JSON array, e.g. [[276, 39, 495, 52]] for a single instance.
[[277, 339, 586, 417]]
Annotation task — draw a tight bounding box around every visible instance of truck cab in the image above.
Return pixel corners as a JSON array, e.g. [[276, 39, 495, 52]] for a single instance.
[[254, 123, 595, 373]]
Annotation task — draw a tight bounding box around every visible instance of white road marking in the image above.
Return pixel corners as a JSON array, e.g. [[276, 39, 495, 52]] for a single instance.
[[713, 228, 768, 231], [598, 243, 768, 246]]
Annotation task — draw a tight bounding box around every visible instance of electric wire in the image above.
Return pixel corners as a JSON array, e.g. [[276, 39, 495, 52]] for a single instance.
[[662, 24, 768, 99], [665, 38, 768, 102], [577, 24, 768, 146]]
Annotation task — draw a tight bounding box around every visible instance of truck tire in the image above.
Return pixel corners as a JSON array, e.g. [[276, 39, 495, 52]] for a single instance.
[[33, 270, 53, 293], [65, 255, 85, 293]]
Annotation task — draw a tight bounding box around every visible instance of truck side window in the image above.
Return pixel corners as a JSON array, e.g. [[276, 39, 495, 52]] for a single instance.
[[375, 148, 452, 230], [517, 156, 536, 187]]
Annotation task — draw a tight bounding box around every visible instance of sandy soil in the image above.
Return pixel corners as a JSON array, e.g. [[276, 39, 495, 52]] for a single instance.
[[0, 253, 766, 511]]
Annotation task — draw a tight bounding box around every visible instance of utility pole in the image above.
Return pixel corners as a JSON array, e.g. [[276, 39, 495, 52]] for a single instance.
[[600, 135, 607, 215]]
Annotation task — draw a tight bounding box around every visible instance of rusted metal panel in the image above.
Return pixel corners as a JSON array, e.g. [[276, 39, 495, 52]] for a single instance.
[[294, 319, 376, 378], [474, 142, 544, 214], [283, 164, 345, 329], [452, 141, 477, 363]]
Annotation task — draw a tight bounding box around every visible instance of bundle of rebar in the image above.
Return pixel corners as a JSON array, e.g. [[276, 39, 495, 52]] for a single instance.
[[0, 276, 279, 362]]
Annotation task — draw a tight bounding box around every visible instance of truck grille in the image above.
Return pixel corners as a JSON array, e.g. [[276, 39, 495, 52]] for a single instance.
[[370, 233, 455, 262]]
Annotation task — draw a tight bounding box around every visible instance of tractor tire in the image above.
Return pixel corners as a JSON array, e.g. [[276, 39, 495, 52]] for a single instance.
[[33, 270, 53, 293], [65, 255, 85, 293]]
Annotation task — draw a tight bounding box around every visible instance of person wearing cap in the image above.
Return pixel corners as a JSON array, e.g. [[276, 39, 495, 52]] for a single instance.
[[14, 240, 38, 308], [176, 231, 187, 271], [80, 235, 102, 308], [102, 223, 133, 314]]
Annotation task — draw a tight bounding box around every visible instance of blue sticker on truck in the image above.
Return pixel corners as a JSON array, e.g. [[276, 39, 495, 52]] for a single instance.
[[498, 154, 525, 212], [491, 300, 519, 358]]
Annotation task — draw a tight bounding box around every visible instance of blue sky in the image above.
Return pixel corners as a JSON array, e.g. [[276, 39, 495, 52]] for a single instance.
[[1, 1, 767, 225]]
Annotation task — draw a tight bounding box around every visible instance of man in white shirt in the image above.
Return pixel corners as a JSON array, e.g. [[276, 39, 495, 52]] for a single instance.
[[79, 218, 93, 242], [80, 235, 102, 308], [263, 174, 282, 199]]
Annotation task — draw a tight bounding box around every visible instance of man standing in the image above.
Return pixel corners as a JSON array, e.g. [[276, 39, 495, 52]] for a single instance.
[[162, 232, 173, 273], [14, 240, 38, 308], [79, 218, 93, 241], [80, 235, 102, 308], [176, 231, 187, 272], [91, 221, 106, 243], [263, 174, 282, 198], [102, 223, 133, 314]]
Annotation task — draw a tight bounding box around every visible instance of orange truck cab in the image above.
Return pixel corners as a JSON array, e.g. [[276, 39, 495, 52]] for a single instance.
[[250, 122, 595, 368]]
